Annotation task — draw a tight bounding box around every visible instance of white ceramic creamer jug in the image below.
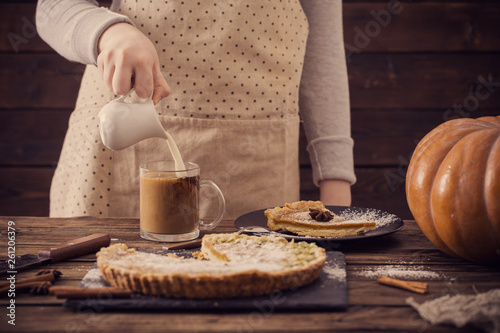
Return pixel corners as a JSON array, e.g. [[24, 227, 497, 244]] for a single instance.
[[98, 88, 167, 150]]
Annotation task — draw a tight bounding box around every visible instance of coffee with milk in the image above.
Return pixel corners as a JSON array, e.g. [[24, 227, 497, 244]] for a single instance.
[[98, 89, 225, 242]]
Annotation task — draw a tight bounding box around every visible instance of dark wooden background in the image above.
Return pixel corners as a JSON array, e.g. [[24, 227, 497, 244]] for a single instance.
[[1, 0, 499, 219]]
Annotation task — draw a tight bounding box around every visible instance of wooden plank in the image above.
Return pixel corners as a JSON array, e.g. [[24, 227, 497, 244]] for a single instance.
[[5, 280, 500, 309], [299, 109, 499, 167], [0, 165, 412, 218], [0, 3, 47, 53], [347, 53, 500, 110], [347, 280, 500, 306], [2, 3, 500, 53], [2, 217, 421, 249], [3, 304, 478, 332], [0, 110, 70, 144], [1, 53, 499, 109], [2, 109, 499, 167], [1, 217, 437, 251], [2, 218, 455, 263], [349, 109, 500, 166], [343, 2, 500, 53], [0, 110, 70, 166], [0, 54, 84, 109], [0, 167, 53, 217]]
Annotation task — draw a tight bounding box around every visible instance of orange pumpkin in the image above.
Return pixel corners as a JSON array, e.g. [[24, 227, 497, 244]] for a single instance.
[[406, 116, 500, 265]]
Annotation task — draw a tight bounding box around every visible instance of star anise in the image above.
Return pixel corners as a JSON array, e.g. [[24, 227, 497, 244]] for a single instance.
[[36, 269, 63, 279], [309, 208, 334, 222], [30, 281, 52, 296]]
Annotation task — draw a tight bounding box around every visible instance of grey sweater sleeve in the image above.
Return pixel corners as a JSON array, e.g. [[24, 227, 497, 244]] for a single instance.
[[299, 0, 356, 186], [36, 0, 134, 65]]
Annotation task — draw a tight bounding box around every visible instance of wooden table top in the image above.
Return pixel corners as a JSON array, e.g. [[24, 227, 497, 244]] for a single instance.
[[1, 216, 499, 333]]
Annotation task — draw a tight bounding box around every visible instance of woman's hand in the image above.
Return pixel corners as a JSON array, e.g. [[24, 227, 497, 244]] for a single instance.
[[319, 179, 352, 206], [97, 23, 170, 104]]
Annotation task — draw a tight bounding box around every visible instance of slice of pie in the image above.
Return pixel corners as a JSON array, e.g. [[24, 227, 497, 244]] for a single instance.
[[265, 201, 376, 238], [96, 233, 325, 299]]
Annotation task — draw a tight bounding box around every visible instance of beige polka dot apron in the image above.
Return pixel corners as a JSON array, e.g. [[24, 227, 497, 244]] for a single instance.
[[50, 0, 309, 219]]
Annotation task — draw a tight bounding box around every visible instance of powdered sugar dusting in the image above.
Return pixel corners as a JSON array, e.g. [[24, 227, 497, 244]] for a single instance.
[[354, 265, 442, 280], [108, 248, 262, 274], [338, 207, 398, 228], [322, 263, 346, 282], [213, 239, 290, 265], [80, 268, 108, 288], [84, 267, 103, 280]]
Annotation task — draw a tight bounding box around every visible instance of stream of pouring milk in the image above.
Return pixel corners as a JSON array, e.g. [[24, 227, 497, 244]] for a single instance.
[[163, 130, 187, 175]]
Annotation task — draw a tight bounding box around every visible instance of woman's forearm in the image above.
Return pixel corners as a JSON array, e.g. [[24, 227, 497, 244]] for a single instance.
[[36, 0, 134, 65], [299, 0, 356, 187]]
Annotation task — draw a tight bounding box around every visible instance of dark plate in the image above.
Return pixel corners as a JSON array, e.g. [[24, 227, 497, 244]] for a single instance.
[[234, 205, 404, 242]]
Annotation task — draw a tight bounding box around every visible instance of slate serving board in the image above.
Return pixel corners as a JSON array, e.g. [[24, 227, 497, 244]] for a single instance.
[[65, 251, 347, 312]]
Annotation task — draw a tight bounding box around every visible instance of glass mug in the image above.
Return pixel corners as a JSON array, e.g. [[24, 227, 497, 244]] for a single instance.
[[140, 161, 226, 242]]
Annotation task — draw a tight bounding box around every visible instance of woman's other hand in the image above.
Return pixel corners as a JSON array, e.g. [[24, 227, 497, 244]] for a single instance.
[[97, 23, 170, 104], [319, 179, 352, 206]]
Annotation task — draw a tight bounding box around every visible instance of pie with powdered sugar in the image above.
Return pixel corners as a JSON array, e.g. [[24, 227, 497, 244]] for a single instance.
[[265, 201, 376, 238], [96, 233, 325, 298]]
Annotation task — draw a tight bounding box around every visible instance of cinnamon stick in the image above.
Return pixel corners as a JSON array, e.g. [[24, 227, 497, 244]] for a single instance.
[[377, 275, 429, 294], [0, 271, 57, 288], [0, 280, 51, 294], [47, 286, 84, 295], [1, 267, 130, 299]]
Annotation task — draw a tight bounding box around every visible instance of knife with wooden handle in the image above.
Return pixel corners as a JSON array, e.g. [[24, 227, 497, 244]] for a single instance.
[[0, 233, 111, 275]]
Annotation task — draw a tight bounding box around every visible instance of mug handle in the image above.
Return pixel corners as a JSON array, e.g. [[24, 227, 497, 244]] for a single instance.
[[199, 179, 226, 230]]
